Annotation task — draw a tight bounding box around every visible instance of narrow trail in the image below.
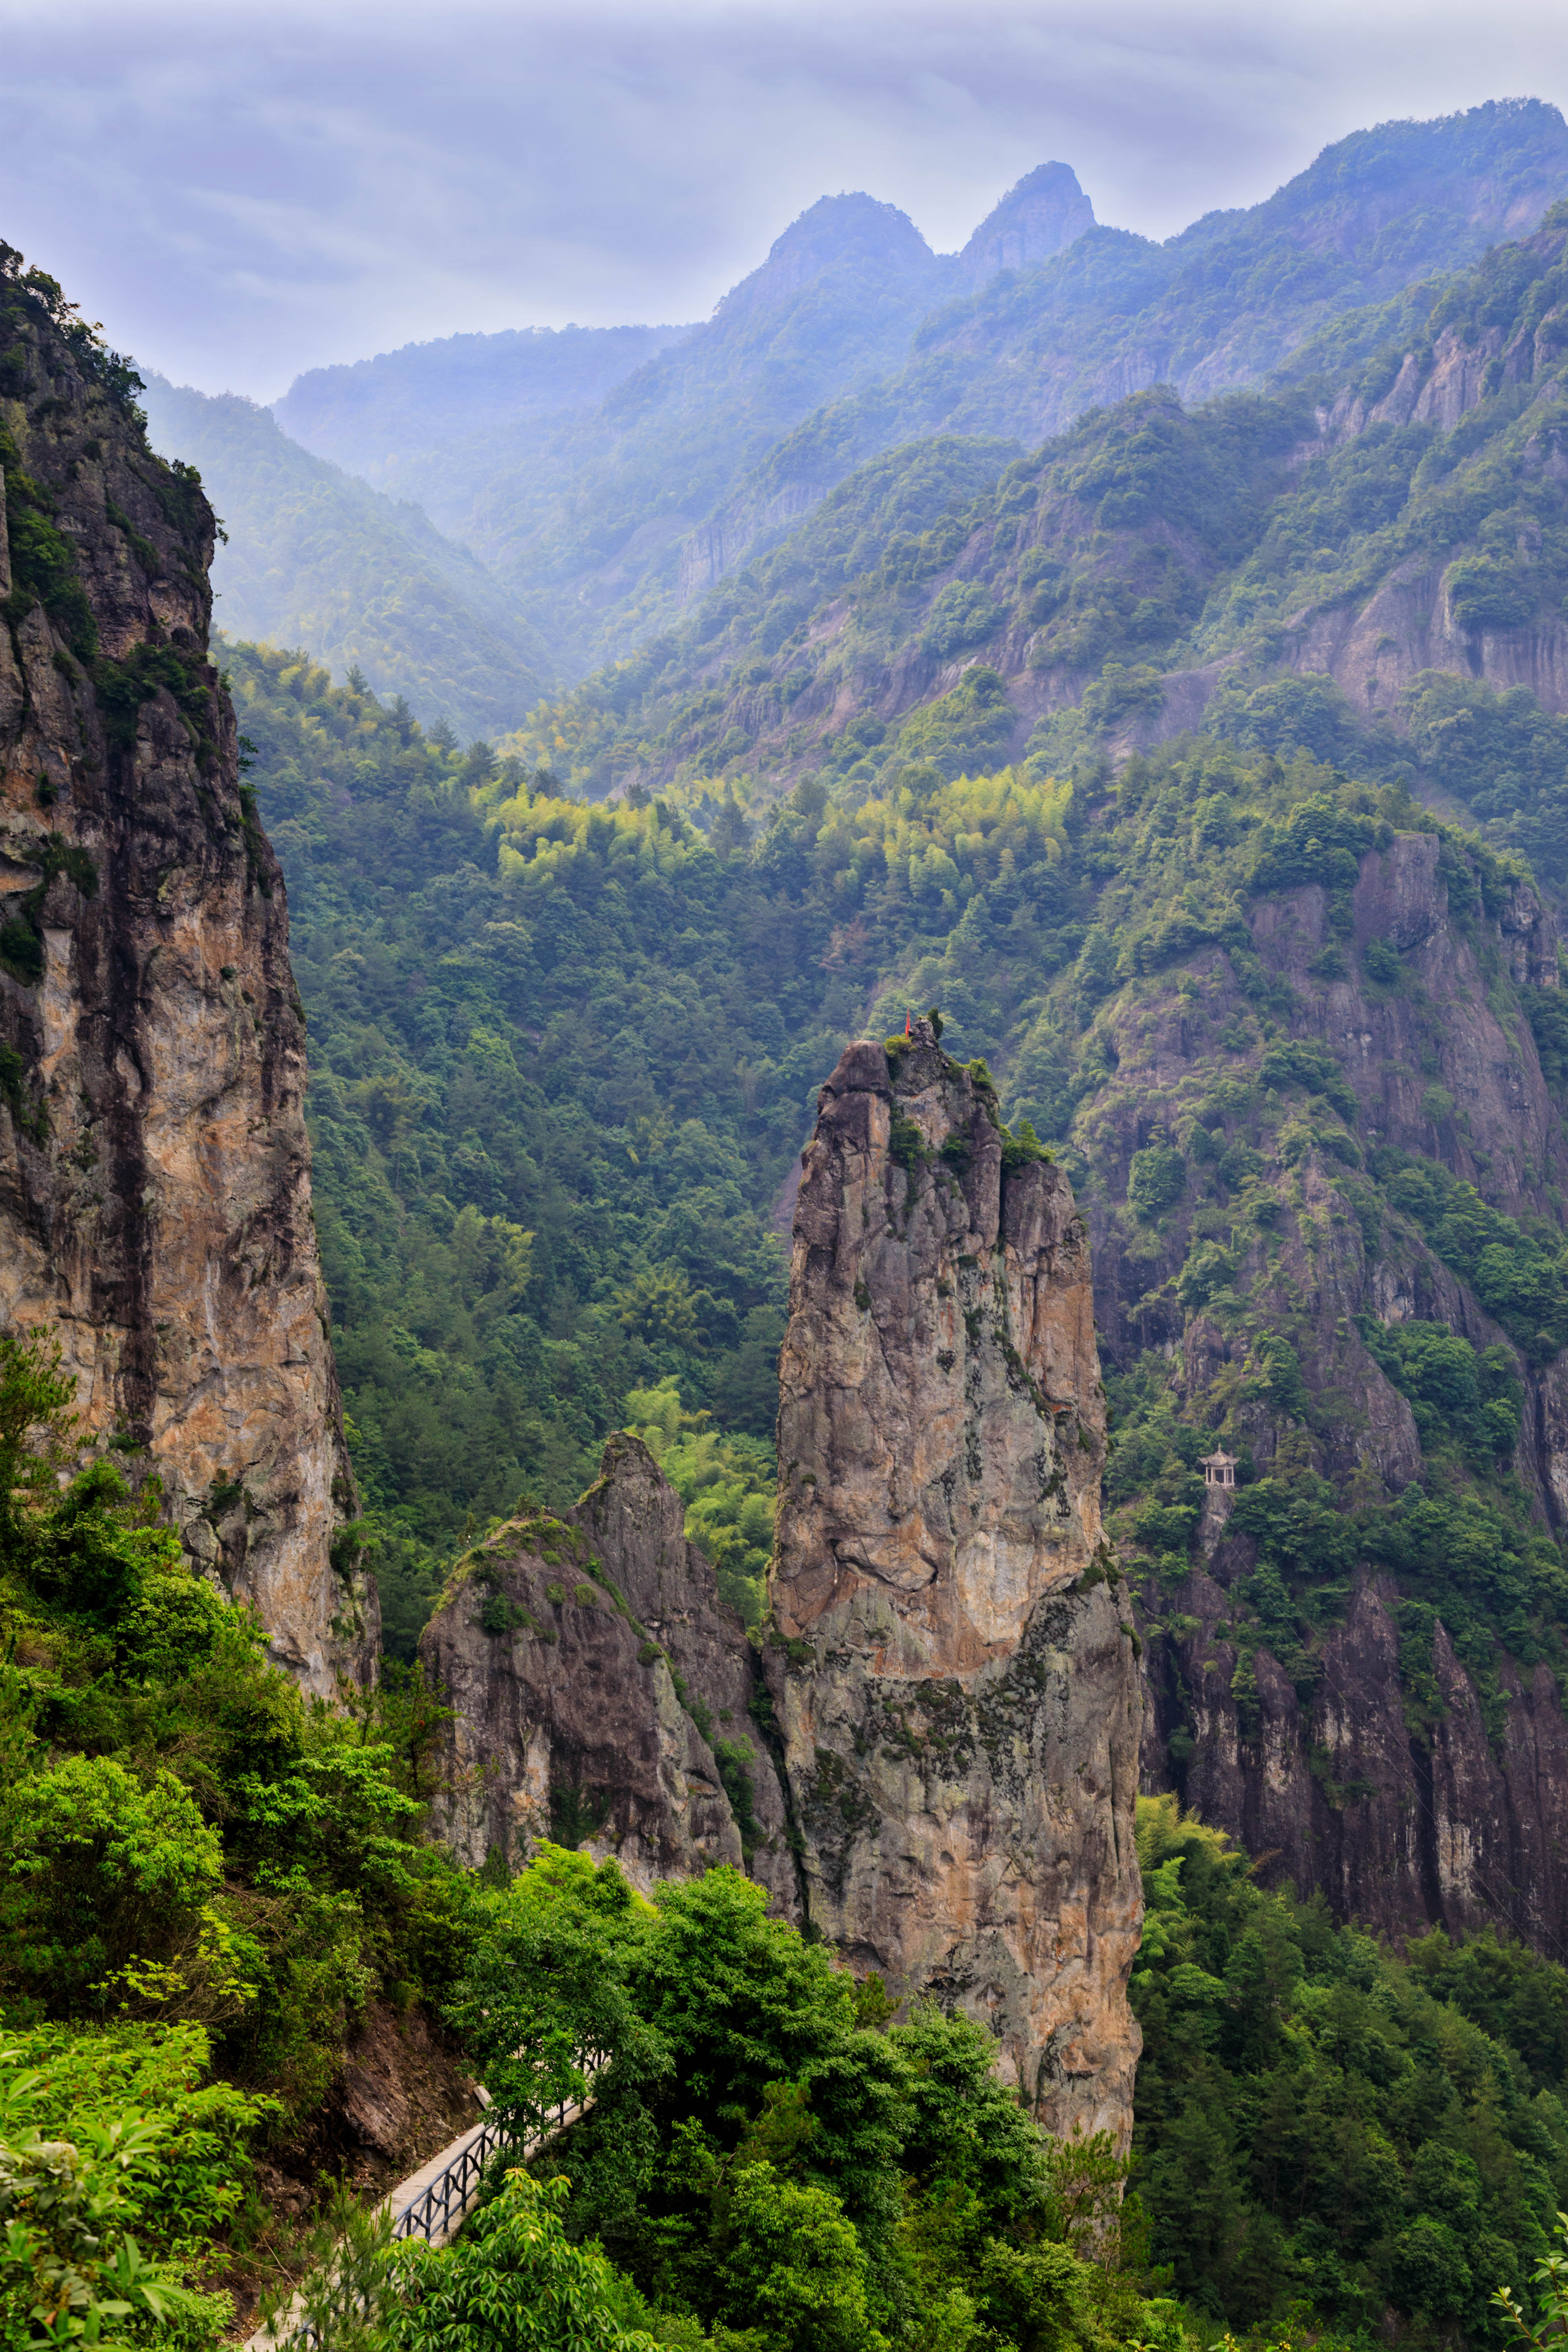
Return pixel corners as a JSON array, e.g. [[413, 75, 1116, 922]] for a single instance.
[[243, 2094, 589, 2349]]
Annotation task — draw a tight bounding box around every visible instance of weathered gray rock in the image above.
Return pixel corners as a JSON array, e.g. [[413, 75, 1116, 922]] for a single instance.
[[0, 268, 371, 1690], [768, 1021, 1143, 2146], [421, 1437, 797, 1913], [1093, 825, 1568, 1952]]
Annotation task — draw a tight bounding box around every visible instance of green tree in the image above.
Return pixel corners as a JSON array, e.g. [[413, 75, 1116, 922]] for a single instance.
[[446, 1851, 664, 2136], [713, 2162, 885, 2352]]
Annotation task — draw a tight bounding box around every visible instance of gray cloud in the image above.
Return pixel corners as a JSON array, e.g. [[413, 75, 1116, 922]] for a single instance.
[[1, 0, 1566, 398]]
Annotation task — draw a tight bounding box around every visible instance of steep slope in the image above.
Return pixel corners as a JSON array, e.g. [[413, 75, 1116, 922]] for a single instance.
[[273, 321, 695, 524], [182, 106, 1561, 719], [229, 570, 1568, 1962], [420, 1430, 795, 1912], [479, 100, 1565, 674], [503, 200, 1568, 871], [0, 247, 372, 1688], [1061, 766, 1568, 1952], [958, 162, 1096, 283], [768, 1022, 1142, 2143], [902, 98, 1568, 448], [463, 194, 962, 666], [140, 376, 553, 738], [495, 384, 1309, 798]]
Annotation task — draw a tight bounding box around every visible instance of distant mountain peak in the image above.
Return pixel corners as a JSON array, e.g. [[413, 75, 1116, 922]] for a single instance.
[[959, 161, 1095, 280], [715, 192, 938, 318]]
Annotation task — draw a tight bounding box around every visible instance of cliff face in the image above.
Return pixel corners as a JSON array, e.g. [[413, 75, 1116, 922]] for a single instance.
[[420, 1435, 797, 1916], [768, 1021, 1143, 2145], [1081, 827, 1568, 1949], [0, 256, 371, 1688]]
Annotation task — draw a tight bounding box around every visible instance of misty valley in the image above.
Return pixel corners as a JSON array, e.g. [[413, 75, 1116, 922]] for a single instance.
[[11, 90, 1568, 2352]]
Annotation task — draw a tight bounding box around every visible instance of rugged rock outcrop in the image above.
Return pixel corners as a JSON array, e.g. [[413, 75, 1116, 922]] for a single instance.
[[768, 1021, 1143, 2145], [958, 163, 1096, 282], [0, 255, 371, 1688], [1271, 219, 1568, 721], [420, 1434, 797, 1914], [1077, 824, 1568, 1947], [1143, 1563, 1568, 1953]]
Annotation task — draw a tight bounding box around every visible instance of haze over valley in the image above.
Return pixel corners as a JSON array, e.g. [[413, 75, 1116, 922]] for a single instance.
[[11, 23, 1568, 2349]]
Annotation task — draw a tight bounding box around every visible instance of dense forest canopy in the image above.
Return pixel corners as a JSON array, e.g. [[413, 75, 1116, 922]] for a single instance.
[[7, 1306, 1568, 2349], [17, 102, 1568, 2352], [230, 631, 1568, 1785]]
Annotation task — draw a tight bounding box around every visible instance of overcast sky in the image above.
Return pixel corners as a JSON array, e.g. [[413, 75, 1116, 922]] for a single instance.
[[3, 0, 1567, 403]]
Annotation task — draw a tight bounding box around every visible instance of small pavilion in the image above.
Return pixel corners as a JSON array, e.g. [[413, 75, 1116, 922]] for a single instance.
[[1201, 1448, 1239, 1490]]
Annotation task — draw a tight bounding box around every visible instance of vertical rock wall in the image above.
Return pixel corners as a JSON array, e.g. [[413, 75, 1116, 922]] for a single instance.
[[420, 1435, 797, 1914], [0, 262, 372, 1688], [768, 1021, 1143, 2145], [1101, 832, 1568, 1952]]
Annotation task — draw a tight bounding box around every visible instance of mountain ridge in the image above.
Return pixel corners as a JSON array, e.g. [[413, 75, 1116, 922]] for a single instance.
[[140, 372, 554, 737]]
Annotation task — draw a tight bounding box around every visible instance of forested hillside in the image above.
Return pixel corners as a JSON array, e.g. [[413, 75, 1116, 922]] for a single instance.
[[238, 580, 1568, 1894], [495, 197, 1568, 893], [290, 99, 1568, 681], [141, 376, 553, 738], [274, 321, 695, 521], [228, 636, 1568, 2338], [225, 643, 822, 1653], [133, 100, 1567, 723], [24, 138, 1568, 2352]]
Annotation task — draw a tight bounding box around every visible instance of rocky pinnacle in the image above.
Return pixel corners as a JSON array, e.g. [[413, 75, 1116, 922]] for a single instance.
[[768, 1019, 1143, 2143]]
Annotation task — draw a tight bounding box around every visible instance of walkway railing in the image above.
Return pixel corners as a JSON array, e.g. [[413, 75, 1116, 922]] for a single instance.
[[387, 2111, 516, 2246], [249, 2097, 589, 2349]]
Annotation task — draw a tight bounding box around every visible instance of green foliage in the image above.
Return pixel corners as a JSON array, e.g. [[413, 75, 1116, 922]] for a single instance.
[[1374, 1146, 1568, 1363], [397, 2166, 662, 2349], [5, 2020, 273, 2267], [710, 2161, 883, 2351], [229, 641, 802, 1641], [4, 1755, 224, 2010], [283, 2168, 664, 2352], [922, 582, 1005, 662], [0, 2056, 219, 2352], [1127, 1144, 1185, 1222], [622, 1385, 775, 1627], [446, 1850, 661, 2138], [893, 668, 1016, 782], [1403, 674, 1568, 896], [92, 643, 217, 766], [0, 449, 98, 662], [1361, 1317, 1522, 1461], [1132, 1793, 1568, 2341], [432, 1856, 1163, 2351], [0, 1322, 480, 2162]]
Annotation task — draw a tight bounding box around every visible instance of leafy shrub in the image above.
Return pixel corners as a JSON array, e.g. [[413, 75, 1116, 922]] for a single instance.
[[1446, 553, 1537, 632], [1361, 1317, 1521, 1458], [623, 1382, 775, 1626], [1373, 1147, 1568, 1361], [1256, 1038, 1357, 1122], [921, 581, 1004, 660], [1128, 1144, 1186, 1221], [1248, 793, 1381, 895]]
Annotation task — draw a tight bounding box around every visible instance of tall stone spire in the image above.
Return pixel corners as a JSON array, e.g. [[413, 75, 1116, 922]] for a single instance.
[[768, 1019, 1143, 2143]]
